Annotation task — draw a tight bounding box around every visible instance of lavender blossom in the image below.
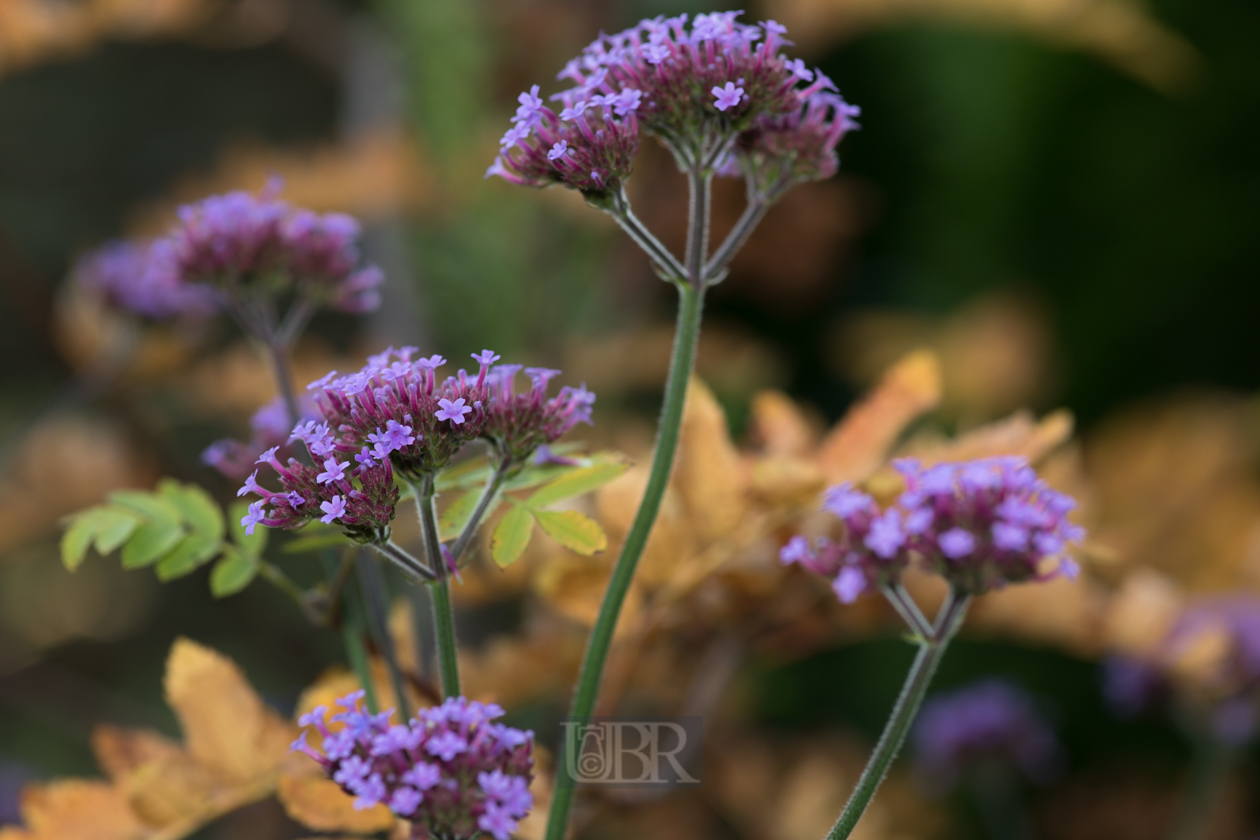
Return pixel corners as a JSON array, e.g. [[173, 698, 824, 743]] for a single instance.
[[728, 89, 861, 198], [74, 239, 219, 320], [912, 679, 1063, 791], [780, 456, 1083, 602], [293, 692, 534, 840], [488, 12, 857, 195], [483, 365, 596, 464], [158, 182, 382, 317], [202, 395, 318, 482]]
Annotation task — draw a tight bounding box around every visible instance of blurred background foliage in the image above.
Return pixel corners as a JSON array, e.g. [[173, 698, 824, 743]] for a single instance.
[[1, 0, 1258, 837]]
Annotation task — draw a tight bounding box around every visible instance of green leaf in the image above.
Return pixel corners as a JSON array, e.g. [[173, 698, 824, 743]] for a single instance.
[[61, 509, 103, 571], [491, 503, 535, 568], [93, 507, 142, 555], [159, 480, 224, 539], [228, 500, 269, 558], [107, 490, 181, 526], [526, 460, 629, 509], [120, 519, 185, 569], [282, 530, 353, 554], [210, 545, 259, 597], [533, 509, 608, 556], [439, 489, 486, 542], [155, 532, 222, 581]]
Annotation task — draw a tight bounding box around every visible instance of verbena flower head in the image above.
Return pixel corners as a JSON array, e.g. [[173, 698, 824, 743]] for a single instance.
[[159, 182, 382, 315], [780, 456, 1082, 602], [308, 347, 494, 480], [1104, 596, 1260, 745], [293, 692, 534, 840], [74, 239, 219, 320], [483, 365, 596, 464], [912, 679, 1062, 791], [488, 11, 858, 198]]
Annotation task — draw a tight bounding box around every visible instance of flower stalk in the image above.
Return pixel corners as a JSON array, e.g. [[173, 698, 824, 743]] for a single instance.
[[412, 475, 462, 699], [825, 589, 971, 840], [544, 164, 710, 840]]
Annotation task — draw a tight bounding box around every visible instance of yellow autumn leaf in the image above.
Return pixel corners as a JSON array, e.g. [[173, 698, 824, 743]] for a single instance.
[[674, 379, 747, 543], [0, 780, 145, 840], [817, 348, 942, 484], [163, 637, 296, 784], [276, 775, 395, 835]]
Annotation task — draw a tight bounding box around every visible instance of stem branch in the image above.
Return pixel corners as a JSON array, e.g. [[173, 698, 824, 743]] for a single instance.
[[413, 476, 461, 699]]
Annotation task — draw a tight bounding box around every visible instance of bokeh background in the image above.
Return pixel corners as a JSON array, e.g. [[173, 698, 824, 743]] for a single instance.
[[1, 0, 1259, 837]]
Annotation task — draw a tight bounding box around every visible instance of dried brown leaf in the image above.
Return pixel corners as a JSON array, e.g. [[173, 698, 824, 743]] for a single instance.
[[817, 348, 942, 484], [276, 775, 395, 835], [121, 755, 217, 827], [91, 726, 183, 783], [748, 390, 818, 456]]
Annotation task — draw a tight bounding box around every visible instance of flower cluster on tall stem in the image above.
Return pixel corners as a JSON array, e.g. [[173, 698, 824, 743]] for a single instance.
[[487, 12, 861, 840], [778, 456, 1083, 840]]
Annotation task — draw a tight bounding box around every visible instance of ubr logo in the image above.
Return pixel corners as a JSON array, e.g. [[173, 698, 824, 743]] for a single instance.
[[559, 717, 702, 787]]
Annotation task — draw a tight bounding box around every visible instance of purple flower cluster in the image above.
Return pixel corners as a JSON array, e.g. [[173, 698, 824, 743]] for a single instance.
[[726, 89, 862, 198], [780, 456, 1083, 601], [483, 365, 596, 463], [1104, 597, 1260, 745], [292, 692, 534, 840], [488, 11, 857, 195], [160, 183, 383, 313], [912, 679, 1062, 790], [236, 346, 594, 540], [74, 239, 219, 320], [202, 395, 318, 481]]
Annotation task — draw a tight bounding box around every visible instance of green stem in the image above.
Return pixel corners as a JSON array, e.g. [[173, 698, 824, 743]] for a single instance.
[[413, 476, 462, 699], [450, 458, 512, 562], [543, 273, 706, 840], [825, 593, 971, 840], [340, 594, 380, 714], [257, 560, 322, 624], [1167, 734, 1234, 840]]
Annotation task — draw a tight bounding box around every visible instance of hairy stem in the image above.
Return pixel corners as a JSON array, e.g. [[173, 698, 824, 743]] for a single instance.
[[825, 592, 971, 840], [450, 458, 512, 563], [372, 541, 434, 582], [704, 197, 768, 282], [412, 476, 461, 699], [684, 168, 712, 288], [544, 206, 708, 840], [608, 189, 686, 282]]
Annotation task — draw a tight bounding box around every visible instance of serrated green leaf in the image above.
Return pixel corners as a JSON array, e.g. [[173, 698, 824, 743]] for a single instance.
[[93, 507, 141, 555], [155, 531, 222, 581], [439, 489, 485, 542], [491, 504, 535, 568], [281, 531, 353, 554], [108, 489, 181, 526], [61, 510, 102, 571], [228, 500, 269, 558], [210, 545, 259, 597], [533, 509, 607, 556], [159, 480, 224, 539], [120, 519, 185, 568], [526, 460, 630, 509]]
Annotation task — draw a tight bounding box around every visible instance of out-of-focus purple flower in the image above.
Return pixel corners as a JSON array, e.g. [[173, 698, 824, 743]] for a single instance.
[[912, 679, 1063, 792], [1105, 596, 1260, 746], [158, 183, 383, 317], [294, 693, 533, 839], [202, 395, 318, 482], [781, 456, 1083, 603], [74, 239, 219, 321]]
